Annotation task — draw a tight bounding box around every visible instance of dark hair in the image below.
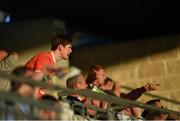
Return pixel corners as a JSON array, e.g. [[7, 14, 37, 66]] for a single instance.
[[11, 66, 28, 91], [146, 99, 160, 105], [51, 34, 72, 50], [40, 95, 59, 110], [86, 64, 105, 85], [141, 99, 161, 118], [40, 95, 58, 103]]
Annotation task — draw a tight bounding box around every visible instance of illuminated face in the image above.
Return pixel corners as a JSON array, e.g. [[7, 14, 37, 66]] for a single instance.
[[59, 44, 72, 60], [76, 75, 88, 90], [95, 69, 106, 85], [154, 101, 163, 108]]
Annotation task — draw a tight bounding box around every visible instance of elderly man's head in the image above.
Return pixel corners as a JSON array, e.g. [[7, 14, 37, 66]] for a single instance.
[[66, 74, 87, 90]]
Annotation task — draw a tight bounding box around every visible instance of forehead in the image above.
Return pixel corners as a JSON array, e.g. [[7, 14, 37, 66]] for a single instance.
[[20, 83, 33, 90], [65, 44, 72, 48], [154, 101, 162, 105], [78, 74, 84, 81], [98, 69, 105, 73]]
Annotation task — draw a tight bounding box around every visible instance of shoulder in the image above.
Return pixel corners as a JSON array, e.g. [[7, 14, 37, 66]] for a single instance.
[[34, 51, 52, 59], [36, 51, 51, 57]]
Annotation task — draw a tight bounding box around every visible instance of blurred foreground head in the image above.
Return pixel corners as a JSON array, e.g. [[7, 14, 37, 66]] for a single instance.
[[38, 95, 59, 120], [11, 66, 34, 97]]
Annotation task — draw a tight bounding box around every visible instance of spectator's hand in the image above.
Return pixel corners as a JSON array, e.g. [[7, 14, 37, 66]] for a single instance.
[[84, 99, 97, 116], [0, 50, 8, 60], [144, 83, 160, 91]]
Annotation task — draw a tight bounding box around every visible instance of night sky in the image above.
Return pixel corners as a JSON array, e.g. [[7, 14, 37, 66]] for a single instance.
[[1, 0, 180, 42]]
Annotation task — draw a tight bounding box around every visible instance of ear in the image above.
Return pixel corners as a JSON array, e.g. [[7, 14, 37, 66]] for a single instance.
[[93, 69, 99, 78], [93, 69, 98, 74], [75, 83, 81, 89], [58, 44, 64, 51], [74, 83, 78, 89]]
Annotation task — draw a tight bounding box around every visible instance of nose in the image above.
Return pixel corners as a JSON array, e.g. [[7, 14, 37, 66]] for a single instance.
[[69, 48, 72, 53]]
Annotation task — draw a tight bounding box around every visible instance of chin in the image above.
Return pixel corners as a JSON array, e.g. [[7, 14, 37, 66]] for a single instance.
[[62, 57, 68, 60]]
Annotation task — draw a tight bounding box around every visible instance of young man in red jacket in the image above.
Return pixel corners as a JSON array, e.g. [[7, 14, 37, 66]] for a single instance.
[[25, 34, 73, 98]]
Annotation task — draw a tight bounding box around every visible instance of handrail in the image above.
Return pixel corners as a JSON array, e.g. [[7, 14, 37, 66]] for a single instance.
[[0, 91, 62, 112], [0, 72, 180, 116]]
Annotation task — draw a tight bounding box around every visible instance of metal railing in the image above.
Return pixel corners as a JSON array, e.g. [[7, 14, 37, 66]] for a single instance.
[[0, 71, 180, 120]]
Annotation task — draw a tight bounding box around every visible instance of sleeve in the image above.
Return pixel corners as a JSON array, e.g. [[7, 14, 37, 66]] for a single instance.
[[0, 54, 18, 72], [121, 86, 146, 101]]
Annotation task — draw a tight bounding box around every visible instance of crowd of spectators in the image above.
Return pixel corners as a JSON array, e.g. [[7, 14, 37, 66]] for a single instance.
[[0, 34, 179, 120]]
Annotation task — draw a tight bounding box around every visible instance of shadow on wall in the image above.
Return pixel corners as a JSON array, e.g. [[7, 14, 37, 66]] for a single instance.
[[70, 34, 180, 72]]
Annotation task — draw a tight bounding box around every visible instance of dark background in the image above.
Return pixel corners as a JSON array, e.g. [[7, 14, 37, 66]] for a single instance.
[[1, 0, 180, 41]]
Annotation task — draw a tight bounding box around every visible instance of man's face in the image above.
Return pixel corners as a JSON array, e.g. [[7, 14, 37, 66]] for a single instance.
[[154, 101, 163, 108], [18, 84, 34, 97], [95, 69, 106, 85], [39, 109, 57, 120], [17, 70, 35, 97], [153, 101, 168, 120], [59, 44, 72, 60]]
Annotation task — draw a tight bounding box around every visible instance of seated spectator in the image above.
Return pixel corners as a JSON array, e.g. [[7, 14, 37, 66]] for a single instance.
[[37, 94, 74, 120], [100, 76, 160, 119], [116, 83, 160, 118], [0, 66, 34, 120], [122, 83, 160, 118], [141, 99, 168, 120], [66, 73, 88, 116], [166, 112, 180, 120], [37, 95, 59, 120]]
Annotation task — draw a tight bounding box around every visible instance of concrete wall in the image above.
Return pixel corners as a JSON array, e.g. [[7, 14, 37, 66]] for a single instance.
[[71, 34, 180, 111]]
